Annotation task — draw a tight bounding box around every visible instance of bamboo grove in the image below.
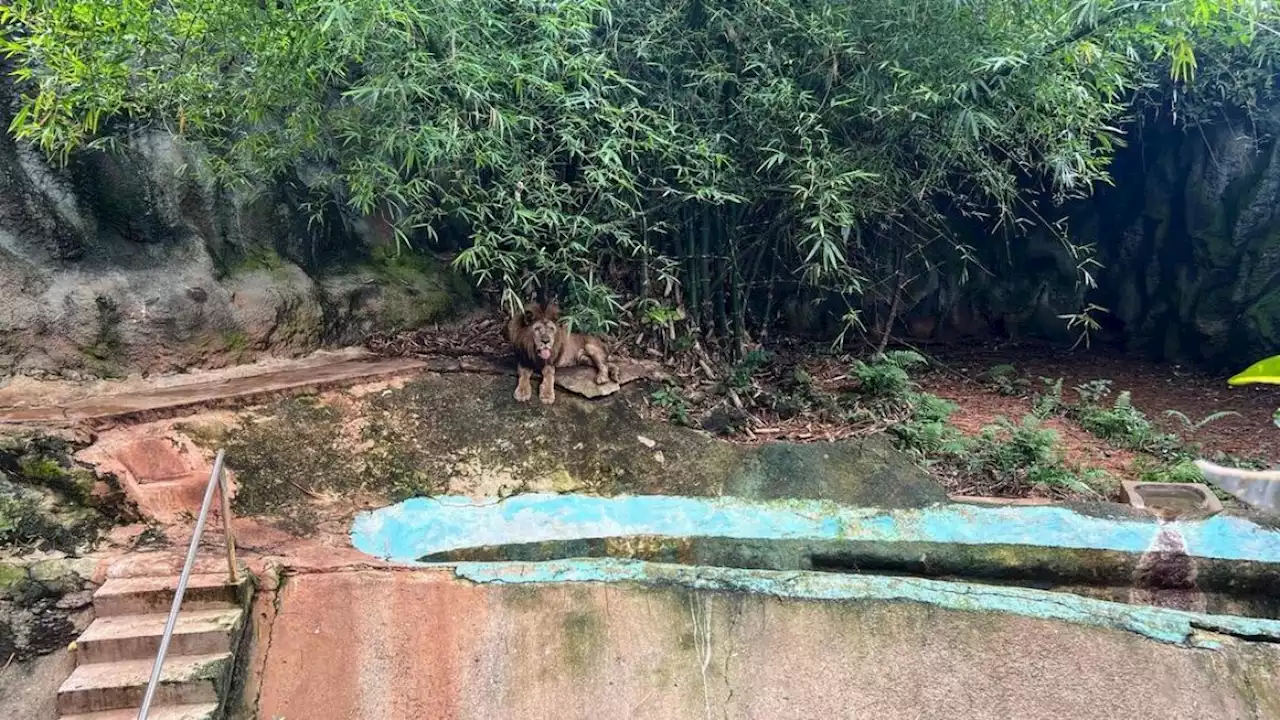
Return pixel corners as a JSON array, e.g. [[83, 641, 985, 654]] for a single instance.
[[3, 0, 1277, 353]]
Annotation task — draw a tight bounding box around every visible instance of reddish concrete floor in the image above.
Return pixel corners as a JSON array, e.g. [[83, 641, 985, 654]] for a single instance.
[[0, 355, 431, 425]]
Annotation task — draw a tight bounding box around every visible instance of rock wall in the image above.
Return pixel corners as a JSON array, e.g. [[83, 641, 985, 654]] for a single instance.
[[0, 429, 122, 663], [1075, 110, 1280, 368], [861, 104, 1277, 370], [900, 108, 1280, 368], [0, 120, 471, 379]]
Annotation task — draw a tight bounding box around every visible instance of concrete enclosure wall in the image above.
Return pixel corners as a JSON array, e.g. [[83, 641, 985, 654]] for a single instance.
[[237, 568, 1280, 720]]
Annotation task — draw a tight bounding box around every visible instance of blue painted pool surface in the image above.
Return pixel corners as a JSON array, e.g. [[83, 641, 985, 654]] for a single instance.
[[350, 492, 1280, 565], [348, 493, 1280, 648]]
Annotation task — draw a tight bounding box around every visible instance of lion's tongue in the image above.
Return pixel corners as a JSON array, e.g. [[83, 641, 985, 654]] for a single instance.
[[539, 348, 552, 360]]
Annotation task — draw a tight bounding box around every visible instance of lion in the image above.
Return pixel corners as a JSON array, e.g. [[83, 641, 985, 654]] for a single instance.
[[506, 302, 611, 404]]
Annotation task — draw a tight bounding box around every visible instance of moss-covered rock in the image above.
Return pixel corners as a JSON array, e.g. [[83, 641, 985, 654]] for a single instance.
[[201, 374, 945, 535], [0, 563, 25, 599], [0, 429, 129, 553], [317, 248, 474, 344], [212, 396, 361, 533], [0, 548, 97, 662], [0, 430, 121, 663], [1245, 286, 1280, 348]]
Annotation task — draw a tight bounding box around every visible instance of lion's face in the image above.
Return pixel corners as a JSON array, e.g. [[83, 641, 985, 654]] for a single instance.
[[529, 318, 558, 360]]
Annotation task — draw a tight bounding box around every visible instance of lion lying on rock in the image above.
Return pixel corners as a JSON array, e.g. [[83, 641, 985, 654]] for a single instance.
[[506, 302, 611, 404]]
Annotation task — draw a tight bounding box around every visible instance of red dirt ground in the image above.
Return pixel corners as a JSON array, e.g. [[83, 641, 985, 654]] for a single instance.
[[920, 344, 1280, 462], [754, 340, 1279, 495], [921, 376, 1143, 481]]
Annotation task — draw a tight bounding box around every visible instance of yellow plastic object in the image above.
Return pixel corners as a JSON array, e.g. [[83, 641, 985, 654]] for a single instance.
[[1228, 356, 1280, 386]]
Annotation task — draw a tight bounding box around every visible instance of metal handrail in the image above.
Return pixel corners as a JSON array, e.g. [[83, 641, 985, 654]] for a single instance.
[[137, 448, 238, 720]]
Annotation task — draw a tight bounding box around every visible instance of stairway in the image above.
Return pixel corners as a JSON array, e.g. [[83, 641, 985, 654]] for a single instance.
[[56, 572, 250, 720]]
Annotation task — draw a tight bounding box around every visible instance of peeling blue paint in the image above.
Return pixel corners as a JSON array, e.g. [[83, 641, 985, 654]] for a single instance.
[[350, 493, 1280, 565], [453, 558, 1280, 648]]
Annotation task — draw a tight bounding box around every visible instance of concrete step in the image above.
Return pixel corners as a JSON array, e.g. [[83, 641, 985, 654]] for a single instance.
[[93, 574, 242, 617], [77, 608, 244, 663], [60, 702, 220, 720], [56, 653, 230, 716]]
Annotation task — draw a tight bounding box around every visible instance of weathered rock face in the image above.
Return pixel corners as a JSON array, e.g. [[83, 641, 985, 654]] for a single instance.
[[0, 551, 96, 662], [0, 122, 471, 379], [0, 429, 116, 662], [1075, 111, 1280, 368], [900, 109, 1280, 368], [854, 103, 1280, 368]]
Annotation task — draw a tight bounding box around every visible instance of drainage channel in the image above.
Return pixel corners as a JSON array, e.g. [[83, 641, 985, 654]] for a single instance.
[[350, 493, 1280, 623]]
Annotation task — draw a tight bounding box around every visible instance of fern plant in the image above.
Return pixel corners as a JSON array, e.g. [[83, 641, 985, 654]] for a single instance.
[[967, 415, 1102, 496], [1163, 409, 1239, 435], [850, 350, 928, 402]]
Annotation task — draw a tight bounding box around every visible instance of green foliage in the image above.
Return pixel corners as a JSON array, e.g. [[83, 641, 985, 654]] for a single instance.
[[979, 364, 1030, 397], [650, 383, 691, 426], [1073, 379, 1113, 406], [850, 350, 927, 402], [1064, 381, 1192, 453], [2, 0, 1273, 341], [892, 393, 969, 457], [724, 349, 772, 393], [1163, 409, 1240, 434], [865, 355, 1103, 495], [1074, 389, 1161, 447], [1033, 376, 1235, 461], [1031, 376, 1066, 418], [965, 415, 1104, 495], [893, 393, 1107, 495], [1136, 458, 1205, 485]]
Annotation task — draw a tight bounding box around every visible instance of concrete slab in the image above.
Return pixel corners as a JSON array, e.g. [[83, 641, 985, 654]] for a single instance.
[[242, 568, 1280, 720], [0, 353, 662, 429], [77, 607, 243, 663], [0, 649, 76, 720], [57, 652, 228, 715], [93, 574, 241, 617], [77, 429, 223, 521], [60, 703, 219, 720], [0, 356, 431, 427]]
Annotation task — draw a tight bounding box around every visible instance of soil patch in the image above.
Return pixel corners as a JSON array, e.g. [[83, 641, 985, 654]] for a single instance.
[[923, 344, 1280, 461]]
